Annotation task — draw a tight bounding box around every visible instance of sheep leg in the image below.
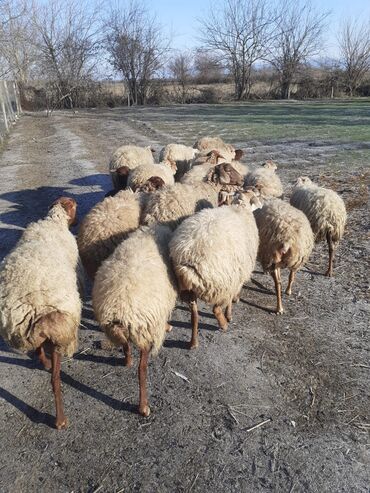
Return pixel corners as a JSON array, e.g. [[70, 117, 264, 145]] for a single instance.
[[213, 305, 228, 331], [36, 344, 52, 370], [225, 302, 233, 322], [325, 231, 335, 277], [51, 344, 67, 430], [285, 270, 296, 295], [138, 349, 150, 417], [122, 341, 133, 368], [189, 292, 199, 350], [166, 323, 172, 333], [271, 268, 284, 315]]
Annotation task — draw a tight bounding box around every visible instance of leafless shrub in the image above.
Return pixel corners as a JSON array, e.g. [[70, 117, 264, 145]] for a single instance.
[[338, 18, 370, 97], [199, 0, 277, 100], [268, 0, 329, 99], [105, 0, 169, 106], [168, 51, 193, 103]]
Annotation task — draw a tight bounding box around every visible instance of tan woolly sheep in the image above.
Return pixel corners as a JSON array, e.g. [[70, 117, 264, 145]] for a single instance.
[[142, 163, 244, 230], [92, 224, 177, 417], [254, 198, 314, 314], [245, 160, 283, 199], [290, 176, 347, 276], [109, 144, 155, 189], [159, 143, 199, 180], [0, 198, 82, 429], [169, 190, 261, 349]]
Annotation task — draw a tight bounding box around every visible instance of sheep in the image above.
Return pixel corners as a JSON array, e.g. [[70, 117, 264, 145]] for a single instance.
[[92, 224, 177, 417], [193, 136, 242, 163], [109, 145, 155, 189], [290, 176, 347, 277], [169, 190, 262, 349], [184, 150, 248, 184], [0, 197, 82, 429], [127, 163, 175, 191], [159, 143, 199, 180], [244, 160, 283, 199], [105, 165, 130, 197], [254, 198, 314, 314], [142, 162, 244, 230]]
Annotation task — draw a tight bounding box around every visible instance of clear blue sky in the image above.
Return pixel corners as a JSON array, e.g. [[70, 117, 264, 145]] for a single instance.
[[145, 0, 370, 57]]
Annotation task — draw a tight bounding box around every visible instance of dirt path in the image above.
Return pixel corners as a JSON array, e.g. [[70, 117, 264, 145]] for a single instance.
[[0, 110, 369, 493]]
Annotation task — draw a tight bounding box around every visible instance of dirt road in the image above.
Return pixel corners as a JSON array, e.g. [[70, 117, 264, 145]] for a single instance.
[[0, 109, 369, 492]]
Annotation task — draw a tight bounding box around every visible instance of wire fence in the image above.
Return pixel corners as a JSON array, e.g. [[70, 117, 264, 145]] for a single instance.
[[0, 80, 22, 144]]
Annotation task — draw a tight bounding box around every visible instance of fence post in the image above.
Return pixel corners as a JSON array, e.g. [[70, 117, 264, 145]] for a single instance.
[[0, 81, 9, 132]]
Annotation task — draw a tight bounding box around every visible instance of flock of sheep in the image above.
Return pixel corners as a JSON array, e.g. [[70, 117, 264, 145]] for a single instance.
[[0, 136, 347, 429]]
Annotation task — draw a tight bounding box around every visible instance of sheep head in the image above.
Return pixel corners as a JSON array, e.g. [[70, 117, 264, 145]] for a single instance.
[[206, 163, 243, 187], [294, 176, 312, 187], [233, 190, 263, 211], [206, 150, 225, 164], [263, 160, 277, 171], [115, 165, 130, 190], [234, 149, 244, 161], [51, 197, 77, 226], [136, 176, 166, 193]]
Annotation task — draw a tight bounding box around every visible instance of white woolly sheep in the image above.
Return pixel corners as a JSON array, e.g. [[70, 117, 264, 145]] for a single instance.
[[127, 163, 175, 190], [78, 190, 145, 279], [92, 224, 177, 417], [254, 198, 314, 314], [109, 145, 156, 189], [184, 150, 248, 184], [290, 176, 347, 277], [142, 163, 244, 230], [0, 197, 82, 429], [159, 143, 199, 180], [245, 160, 283, 199], [169, 190, 261, 349]]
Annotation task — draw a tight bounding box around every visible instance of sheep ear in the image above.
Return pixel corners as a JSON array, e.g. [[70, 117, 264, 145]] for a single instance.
[[205, 167, 216, 183], [51, 197, 77, 226]]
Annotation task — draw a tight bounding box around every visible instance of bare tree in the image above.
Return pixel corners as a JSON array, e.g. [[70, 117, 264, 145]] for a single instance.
[[199, 0, 277, 100], [0, 0, 34, 81], [268, 0, 329, 99], [32, 0, 102, 111], [193, 50, 225, 84], [105, 1, 169, 106], [338, 18, 370, 97], [168, 51, 193, 103]]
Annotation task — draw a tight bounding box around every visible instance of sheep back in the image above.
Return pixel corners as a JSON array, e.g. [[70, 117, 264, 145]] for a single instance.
[[254, 198, 314, 272], [169, 205, 259, 306], [0, 205, 81, 356], [142, 182, 218, 230], [290, 184, 347, 243], [245, 167, 283, 198], [127, 163, 175, 190], [77, 190, 144, 278], [92, 225, 177, 355]]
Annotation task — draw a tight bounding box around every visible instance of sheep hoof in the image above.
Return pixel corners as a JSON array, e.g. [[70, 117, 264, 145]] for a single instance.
[[275, 308, 284, 315], [285, 289, 292, 296], [123, 357, 133, 368], [219, 324, 228, 331], [139, 405, 151, 417], [324, 270, 333, 277], [188, 340, 199, 350], [55, 417, 68, 430], [166, 324, 173, 333]]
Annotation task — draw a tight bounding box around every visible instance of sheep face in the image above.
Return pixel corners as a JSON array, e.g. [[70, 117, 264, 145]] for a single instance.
[[294, 176, 312, 187], [234, 149, 244, 161], [206, 150, 225, 164], [51, 197, 78, 226], [263, 160, 277, 171], [233, 190, 263, 211], [135, 176, 166, 193], [207, 163, 243, 187]]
